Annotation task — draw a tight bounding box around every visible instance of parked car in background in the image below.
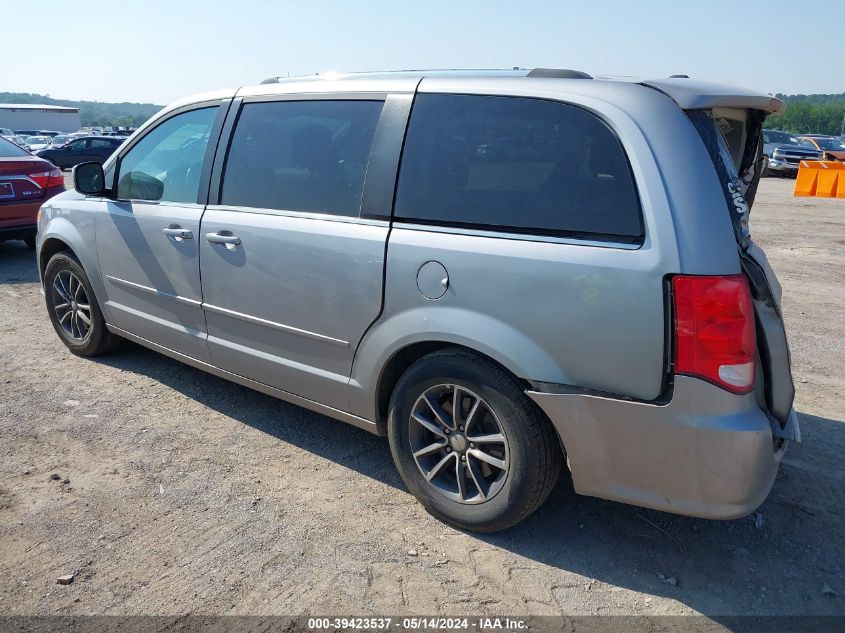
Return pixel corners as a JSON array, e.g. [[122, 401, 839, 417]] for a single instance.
[[762, 129, 800, 156], [1, 135, 28, 149], [0, 136, 64, 248], [762, 129, 822, 177], [24, 136, 52, 152], [38, 70, 797, 531], [15, 129, 41, 138], [48, 135, 74, 148], [38, 130, 62, 137], [0, 128, 14, 137], [797, 135, 845, 161], [35, 135, 123, 169]]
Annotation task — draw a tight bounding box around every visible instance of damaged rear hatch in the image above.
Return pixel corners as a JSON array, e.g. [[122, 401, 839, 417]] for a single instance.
[[644, 79, 799, 441]]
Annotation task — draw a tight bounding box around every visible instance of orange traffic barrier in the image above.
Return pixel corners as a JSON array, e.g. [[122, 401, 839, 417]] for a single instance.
[[794, 160, 845, 198]]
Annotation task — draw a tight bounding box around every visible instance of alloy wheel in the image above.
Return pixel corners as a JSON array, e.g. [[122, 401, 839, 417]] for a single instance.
[[52, 270, 92, 341], [408, 384, 509, 504]]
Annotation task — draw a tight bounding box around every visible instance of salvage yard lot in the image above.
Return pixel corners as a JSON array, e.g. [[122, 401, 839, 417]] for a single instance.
[[0, 178, 843, 619]]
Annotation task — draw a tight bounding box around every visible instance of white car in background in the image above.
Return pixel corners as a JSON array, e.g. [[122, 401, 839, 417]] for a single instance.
[[24, 136, 52, 152]]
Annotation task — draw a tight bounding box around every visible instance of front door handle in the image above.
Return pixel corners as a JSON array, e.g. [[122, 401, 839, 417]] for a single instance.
[[163, 227, 193, 240], [205, 232, 241, 247]]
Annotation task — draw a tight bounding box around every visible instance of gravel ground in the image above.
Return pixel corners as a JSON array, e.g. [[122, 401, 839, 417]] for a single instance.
[[0, 177, 843, 621]]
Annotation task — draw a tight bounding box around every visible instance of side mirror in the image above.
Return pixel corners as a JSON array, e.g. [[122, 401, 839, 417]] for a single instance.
[[73, 162, 105, 196], [116, 171, 164, 201]]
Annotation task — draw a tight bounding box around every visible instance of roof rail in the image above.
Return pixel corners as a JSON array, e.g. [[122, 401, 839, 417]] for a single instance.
[[259, 68, 595, 84], [526, 68, 592, 79]]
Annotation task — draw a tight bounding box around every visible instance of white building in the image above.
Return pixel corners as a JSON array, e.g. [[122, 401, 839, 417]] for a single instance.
[[0, 103, 82, 133]]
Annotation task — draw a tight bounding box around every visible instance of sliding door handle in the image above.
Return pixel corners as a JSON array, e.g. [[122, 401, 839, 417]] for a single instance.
[[206, 232, 241, 246]]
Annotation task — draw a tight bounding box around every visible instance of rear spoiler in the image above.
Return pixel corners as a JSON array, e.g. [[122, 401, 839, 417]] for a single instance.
[[641, 78, 785, 114]]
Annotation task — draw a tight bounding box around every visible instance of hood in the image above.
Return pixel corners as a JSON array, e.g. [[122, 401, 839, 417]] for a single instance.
[[772, 145, 823, 158]]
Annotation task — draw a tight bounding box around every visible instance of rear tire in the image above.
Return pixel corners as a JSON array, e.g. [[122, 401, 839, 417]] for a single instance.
[[387, 349, 562, 532], [43, 251, 121, 356]]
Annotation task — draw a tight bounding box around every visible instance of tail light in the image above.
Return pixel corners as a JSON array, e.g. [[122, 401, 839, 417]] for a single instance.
[[29, 168, 64, 189], [672, 274, 756, 394]]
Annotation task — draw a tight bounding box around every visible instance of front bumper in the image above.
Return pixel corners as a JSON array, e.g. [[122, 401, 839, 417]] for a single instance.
[[767, 158, 801, 173], [527, 375, 791, 519]]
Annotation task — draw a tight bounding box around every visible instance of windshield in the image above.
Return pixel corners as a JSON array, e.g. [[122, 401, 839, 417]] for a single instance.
[[0, 136, 29, 157], [52, 135, 70, 145], [763, 130, 799, 146], [25, 136, 49, 144], [812, 137, 845, 151]]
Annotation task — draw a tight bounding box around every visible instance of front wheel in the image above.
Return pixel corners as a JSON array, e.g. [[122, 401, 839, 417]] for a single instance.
[[387, 349, 562, 532], [43, 251, 121, 356]]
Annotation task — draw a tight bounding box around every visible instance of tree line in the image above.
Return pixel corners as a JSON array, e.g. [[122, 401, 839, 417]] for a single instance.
[[764, 93, 845, 136], [3, 89, 843, 136], [0, 92, 162, 129]]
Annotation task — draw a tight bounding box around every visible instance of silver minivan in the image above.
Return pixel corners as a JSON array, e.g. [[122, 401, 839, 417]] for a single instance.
[[37, 69, 798, 531]]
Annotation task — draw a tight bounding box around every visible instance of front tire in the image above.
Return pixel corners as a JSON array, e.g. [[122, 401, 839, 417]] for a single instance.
[[387, 349, 562, 532], [43, 251, 121, 356]]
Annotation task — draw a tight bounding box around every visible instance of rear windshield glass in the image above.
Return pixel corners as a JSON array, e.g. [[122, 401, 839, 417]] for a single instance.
[[688, 109, 755, 247], [394, 94, 643, 241], [0, 136, 29, 157]]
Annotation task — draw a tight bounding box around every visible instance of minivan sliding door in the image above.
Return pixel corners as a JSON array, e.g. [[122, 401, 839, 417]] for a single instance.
[[199, 96, 407, 411]]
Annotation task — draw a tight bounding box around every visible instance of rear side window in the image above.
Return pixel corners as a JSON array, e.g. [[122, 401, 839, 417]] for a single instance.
[[221, 100, 384, 217], [394, 94, 643, 240]]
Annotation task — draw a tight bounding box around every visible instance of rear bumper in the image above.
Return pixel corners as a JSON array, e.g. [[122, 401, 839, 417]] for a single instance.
[[0, 185, 63, 235], [528, 375, 789, 519], [0, 199, 39, 240], [0, 224, 37, 241]]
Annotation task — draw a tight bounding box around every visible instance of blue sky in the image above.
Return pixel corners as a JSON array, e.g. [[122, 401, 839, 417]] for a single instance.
[[3, 0, 843, 105]]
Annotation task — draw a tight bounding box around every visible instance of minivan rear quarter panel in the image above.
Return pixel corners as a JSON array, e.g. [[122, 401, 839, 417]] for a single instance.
[[351, 78, 730, 418]]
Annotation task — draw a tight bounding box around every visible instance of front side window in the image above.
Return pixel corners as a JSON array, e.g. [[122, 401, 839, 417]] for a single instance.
[[117, 106, 217, 203], [394, 94, 643, 240], [220, 100, 384, 216]]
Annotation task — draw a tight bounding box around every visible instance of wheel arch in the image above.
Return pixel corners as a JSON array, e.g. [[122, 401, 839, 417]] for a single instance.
[[368, 340, 554, 440], [349, 307, 570, 427], [39, 236, 75, 278], [38, 217, 112, 322]]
